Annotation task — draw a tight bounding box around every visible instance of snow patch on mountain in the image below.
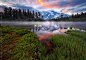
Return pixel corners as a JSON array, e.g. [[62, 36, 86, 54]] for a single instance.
[[40, 10, 70, 20]]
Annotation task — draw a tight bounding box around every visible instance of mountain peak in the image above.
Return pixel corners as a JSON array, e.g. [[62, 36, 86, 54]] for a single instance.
[[41, 10, 69, 20]]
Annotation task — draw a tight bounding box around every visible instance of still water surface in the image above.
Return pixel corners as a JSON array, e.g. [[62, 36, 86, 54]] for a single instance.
[[1, 21, 86, 30]]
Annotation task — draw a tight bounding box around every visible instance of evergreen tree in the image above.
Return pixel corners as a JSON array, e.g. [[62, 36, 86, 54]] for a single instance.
[[33, 11, 34, 15], [72, 14, 74, 18], [61, 15, 63, 18], [36, 12, 38, 19], [66, 16, 68, 19], [42, 15, 43, 19], [24, 9, 26, 16], [33, 11, 34, 18], [85, 12, 86, 17], [38, 12, 41, 16], [27, 9, 29, 18], [81, 12, 84, 17], [77, 13, 79, 18], [13, 9, 16, 18], [9, 7, 12, 18], [75, 14, 77, 18], [15, 10, 18, 19], [29, 11, 31, 18], [23, 9, 25, 16], [19, 8, 21, 17], [36, 12, 37, 16], [4, 7, 8, 18]]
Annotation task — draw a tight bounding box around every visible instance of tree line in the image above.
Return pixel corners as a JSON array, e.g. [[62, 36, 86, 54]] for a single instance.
[[49, 12, 86, 21], [0, 7, 44, 21], [0, 7, 86, 21]]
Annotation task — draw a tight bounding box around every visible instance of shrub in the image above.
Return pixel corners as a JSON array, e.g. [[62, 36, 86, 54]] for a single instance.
[[0, 32, 6, 36], [2, 28, 10, 33], [70, 27, 72, 29], [67, 30, 80, 33], [64, 27, 67, 29]]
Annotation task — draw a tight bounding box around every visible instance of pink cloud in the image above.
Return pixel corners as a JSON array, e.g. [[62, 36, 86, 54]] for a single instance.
[[60, 9, 73, 13], [60, 9, 69, 13], [52, 1, 59, 5], [36, 0, 59, 8], [68, 0, 72, 2], [0, 8, 4, 13]]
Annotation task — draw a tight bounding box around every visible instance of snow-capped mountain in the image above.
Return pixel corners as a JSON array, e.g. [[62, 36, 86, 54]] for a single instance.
[[40, 10, 70, 20]]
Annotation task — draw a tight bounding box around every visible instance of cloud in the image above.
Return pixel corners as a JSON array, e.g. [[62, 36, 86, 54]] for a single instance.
[[68, 0, 72, 2], [36, 0, 86, 9], [0, 0, 86, 15], [60, 9, 69, 13], [30, 0, 35, 1], [36, 0, 59, 8], [60, 9, 73, 13], [12, 4, 39, 12], [52, 1, 59, 5], [50, 0, 86, 8]]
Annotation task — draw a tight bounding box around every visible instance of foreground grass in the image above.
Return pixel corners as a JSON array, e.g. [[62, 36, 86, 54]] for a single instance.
[[49, 30, 86, 60], [0, 24, 86, 60], [0, 25, 46, 60], [67, 30, 86, 41]]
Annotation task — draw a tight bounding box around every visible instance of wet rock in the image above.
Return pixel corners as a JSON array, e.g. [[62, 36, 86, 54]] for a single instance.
[[39, 27, 46, 31], [81, 29, 86, 32], [61, 29, 67, 33], [34, 25, 37, 27], [53, 30, 60, 33], [38, 25, 42, 27], [58, 29, 67, 33], [72, 28, 75, 30]]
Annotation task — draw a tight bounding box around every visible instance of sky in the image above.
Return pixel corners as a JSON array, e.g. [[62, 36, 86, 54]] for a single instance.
[[0, 0, 86, 15]]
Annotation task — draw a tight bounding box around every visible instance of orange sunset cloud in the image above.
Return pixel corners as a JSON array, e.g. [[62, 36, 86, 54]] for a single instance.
[[36, 0, 74, 9], [60, 9, 73, 13], [37, 0, 58, 8], [60, 9, 69, 13], [38, 0, 47, 3]]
